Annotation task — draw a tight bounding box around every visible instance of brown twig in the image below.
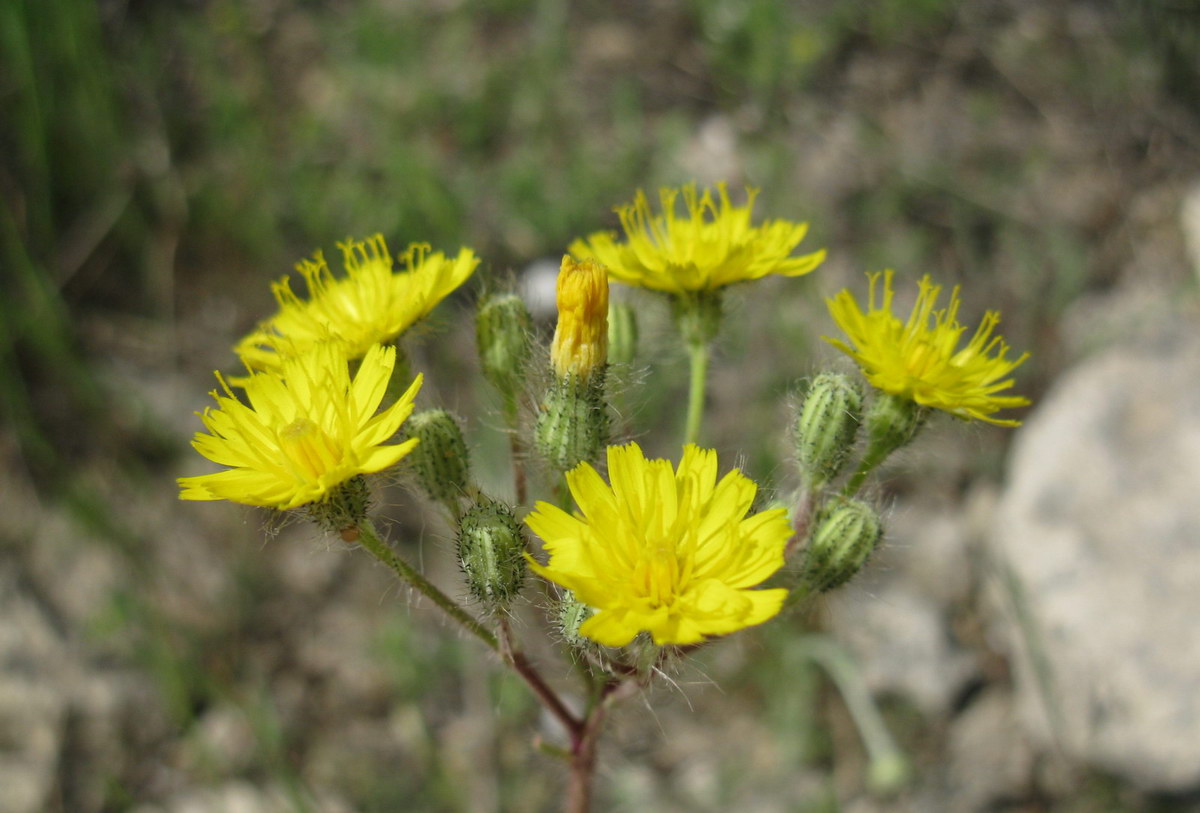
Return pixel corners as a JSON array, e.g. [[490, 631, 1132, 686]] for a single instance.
[[498, 618, 583, 739]]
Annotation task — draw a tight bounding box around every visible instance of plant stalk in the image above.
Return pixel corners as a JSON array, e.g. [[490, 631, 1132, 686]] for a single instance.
[[684, 340, 709, 446], [352, 519, 498, 652]]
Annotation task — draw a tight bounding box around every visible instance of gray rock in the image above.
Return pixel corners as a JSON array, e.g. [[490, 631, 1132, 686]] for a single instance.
[[989, 337, 1200, 791], [942, 689, 1035, 811]]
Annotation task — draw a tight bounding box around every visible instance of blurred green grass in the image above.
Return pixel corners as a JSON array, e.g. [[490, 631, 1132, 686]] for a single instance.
[[3, 1, 1199, 810]]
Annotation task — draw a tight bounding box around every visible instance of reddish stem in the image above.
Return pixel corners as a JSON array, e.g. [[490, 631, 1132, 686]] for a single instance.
[[498, 618, 582, 739]]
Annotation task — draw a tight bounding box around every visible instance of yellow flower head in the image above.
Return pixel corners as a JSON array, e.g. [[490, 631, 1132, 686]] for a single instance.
[[178, 343, 422, 509], [550, 255, 609, 380], [569, 183, 825, 294], [236, 235, 478, 372], [825, 271, 1031, 426], [525, 442, 790, 647]]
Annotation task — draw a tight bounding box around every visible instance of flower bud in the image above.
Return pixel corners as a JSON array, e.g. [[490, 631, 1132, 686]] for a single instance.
[[405, 409, 470, 502], [607, 301, 638, 366], [476, 293, 533, 397], [534, 375, 609, 472], [557, 590, 594, 647], [458, 497, 526, 605], [802, 497, 883, 592], [794, 372, 863, 487], [551, 256, 609, 382]]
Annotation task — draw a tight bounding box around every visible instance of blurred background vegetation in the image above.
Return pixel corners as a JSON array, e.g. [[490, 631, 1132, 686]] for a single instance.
[[3, 1, 1200, 811]]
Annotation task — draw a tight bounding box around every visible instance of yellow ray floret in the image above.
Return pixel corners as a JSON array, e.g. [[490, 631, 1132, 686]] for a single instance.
[[550, 255, 609, 380], [178, 343, 422, 510], [236, 235, 478, 372], [525, 442, 790, 647], [824, 271, 1030, 426], [569, 182, 825, 294]]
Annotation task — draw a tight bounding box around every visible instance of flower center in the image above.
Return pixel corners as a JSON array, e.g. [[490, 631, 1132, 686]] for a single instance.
[[904, 340, 941, 378], [632, 546, 688, 608], [279, 418, 343, 481]]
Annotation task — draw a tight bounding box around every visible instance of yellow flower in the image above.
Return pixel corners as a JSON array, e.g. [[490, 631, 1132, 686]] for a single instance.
[[569, 183, 825, 294], [236, 235, 478, 372], [178, 343, 422, 509], [825, 271, 1030, 426], [525, 443, 790, 646], [550, 255, 609, 380]]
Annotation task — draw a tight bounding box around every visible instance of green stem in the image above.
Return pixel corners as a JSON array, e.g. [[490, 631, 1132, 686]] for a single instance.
[[842, 396, 928, 496], [841, 441, 893, 496], [503, 391, 528, 506], [684, 340, 709, 446], [795, 635, 910, 795], [353, 519, 498, 652]]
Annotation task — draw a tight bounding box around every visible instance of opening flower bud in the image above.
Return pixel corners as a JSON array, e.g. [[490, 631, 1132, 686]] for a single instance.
[[550, 256, 609, 382]]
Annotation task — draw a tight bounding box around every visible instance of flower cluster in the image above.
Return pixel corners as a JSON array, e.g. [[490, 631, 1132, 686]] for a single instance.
[[179, 184, 1032, 809], [180, 233, 475, 513]]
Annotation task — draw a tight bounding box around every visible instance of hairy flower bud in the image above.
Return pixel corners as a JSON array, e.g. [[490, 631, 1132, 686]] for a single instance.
[[794, 372, 863, 487], [550, 256, 609, 382], [607, 301, 638, 366], [476, 293, 533, 398], [405, 409, 470, 502], [802, 497, 883, 592], [557, 590, 594, 647], [458, 497, 526, 605]]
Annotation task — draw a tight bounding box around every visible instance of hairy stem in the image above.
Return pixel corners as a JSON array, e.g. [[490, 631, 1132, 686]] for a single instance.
[[352, 519, 498, 652], [498, 618, 582, 740], [504, 392, 528, 506], [684, 340, 709, 446]]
